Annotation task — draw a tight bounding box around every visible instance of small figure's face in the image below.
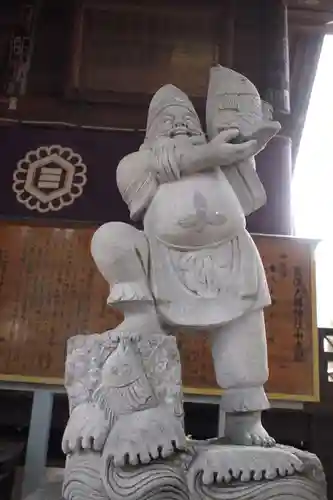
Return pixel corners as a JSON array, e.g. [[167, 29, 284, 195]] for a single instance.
[[148, 105, 205, 143]]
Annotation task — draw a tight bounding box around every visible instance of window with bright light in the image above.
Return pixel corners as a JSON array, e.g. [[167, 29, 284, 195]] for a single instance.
[[292, 34, 333, 328]]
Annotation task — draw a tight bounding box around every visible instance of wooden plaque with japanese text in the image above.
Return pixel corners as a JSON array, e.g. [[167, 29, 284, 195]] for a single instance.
[[0, 224, 319, 401]]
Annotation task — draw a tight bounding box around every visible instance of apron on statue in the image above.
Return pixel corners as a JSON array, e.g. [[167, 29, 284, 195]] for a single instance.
[[143, 170, 270, 329]]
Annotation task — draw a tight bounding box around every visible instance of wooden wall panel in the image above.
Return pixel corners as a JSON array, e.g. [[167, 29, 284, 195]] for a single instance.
[[27, 0, 73, 96], [72, 2, 220, 99], [0, 223, 319, 401], [0, 0, 291, 134], [0, 224, 122, 382]]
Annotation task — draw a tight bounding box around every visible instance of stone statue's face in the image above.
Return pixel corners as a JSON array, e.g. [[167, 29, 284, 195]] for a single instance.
[[149, 105, 204, 143]]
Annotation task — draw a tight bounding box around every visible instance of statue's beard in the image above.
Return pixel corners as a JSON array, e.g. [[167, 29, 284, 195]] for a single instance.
[[140, 134, 207, 184], [142, 132, 206, 151], [173, 133, 206, 146]]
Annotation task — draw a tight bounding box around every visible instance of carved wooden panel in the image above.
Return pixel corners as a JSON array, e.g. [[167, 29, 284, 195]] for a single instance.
[[0, 224, 319, 401], [0, 0, 23, 95]]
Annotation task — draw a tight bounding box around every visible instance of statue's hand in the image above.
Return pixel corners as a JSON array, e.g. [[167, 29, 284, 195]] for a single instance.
[[247, 121, 281, 153], [62, 402, 110, 454], [103, 406, 186, 466], [207, 129, 258, 166]]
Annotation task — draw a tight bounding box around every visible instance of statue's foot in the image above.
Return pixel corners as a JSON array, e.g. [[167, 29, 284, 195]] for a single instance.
[[187, 445, 304, 492], [62, 403, 110, 454], [102, 406, 186, 467], [225, 411, 275, 447]]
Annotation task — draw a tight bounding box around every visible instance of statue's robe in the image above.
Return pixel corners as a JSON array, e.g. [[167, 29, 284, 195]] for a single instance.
[[117, 141, 270, 330]]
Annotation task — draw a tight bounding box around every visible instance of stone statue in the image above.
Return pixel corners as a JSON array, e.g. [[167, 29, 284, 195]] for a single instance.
[[62, 66, 327, 500]]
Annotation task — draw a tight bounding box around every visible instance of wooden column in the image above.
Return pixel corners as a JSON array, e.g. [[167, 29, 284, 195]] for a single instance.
[[232, 0, 292, 235], [261, 0, 290, 115], [248, 135, 293, 235], [259, 0, 292, 235]]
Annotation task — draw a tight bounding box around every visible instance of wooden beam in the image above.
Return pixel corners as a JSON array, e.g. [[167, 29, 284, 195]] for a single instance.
[[288, 6, 333, 26]]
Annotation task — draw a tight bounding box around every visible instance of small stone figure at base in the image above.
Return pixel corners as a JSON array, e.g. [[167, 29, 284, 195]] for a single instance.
[[62, 66, 327, 500]]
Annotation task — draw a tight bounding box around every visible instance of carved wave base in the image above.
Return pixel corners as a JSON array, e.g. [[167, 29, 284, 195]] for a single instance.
[[63, 442, 327, 500]]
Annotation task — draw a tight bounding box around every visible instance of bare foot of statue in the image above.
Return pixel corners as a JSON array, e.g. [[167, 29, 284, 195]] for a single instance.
[[224, 411, 276, 447], [61, 402, 110, 454], [102, 406, 187, 467]]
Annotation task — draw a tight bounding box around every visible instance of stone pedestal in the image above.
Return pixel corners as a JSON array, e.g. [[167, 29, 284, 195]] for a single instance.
[[61, 329, 326, 500], [24, 485, 62, 500], [63, 443, 326, 500]]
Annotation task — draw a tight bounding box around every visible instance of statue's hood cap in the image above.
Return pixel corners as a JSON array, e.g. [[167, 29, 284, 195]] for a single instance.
[[146, 84, 199, 131]]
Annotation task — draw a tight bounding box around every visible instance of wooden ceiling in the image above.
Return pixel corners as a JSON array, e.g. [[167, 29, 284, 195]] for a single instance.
[[288, 0, 333, 32], [288, 0, 333, 9]]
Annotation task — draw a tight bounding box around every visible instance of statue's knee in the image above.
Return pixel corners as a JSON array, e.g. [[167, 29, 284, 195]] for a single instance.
[[91, 222, 147, 255], [91, 222, 148, 268], [214, 357, 268, 390], [91, 222, 149, 286]]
